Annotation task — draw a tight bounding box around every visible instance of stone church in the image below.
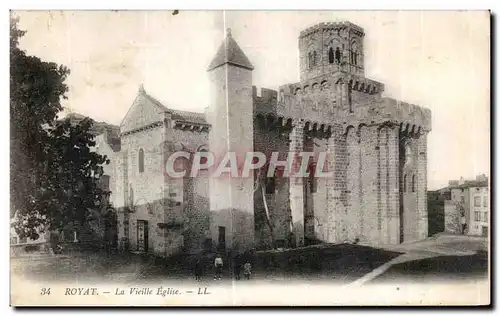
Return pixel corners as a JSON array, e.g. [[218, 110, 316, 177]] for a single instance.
[[105, 21, 432, 257]]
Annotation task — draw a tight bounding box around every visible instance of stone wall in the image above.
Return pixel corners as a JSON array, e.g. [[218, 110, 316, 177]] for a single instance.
[[252, 118, 291, 249], [208, 63, 255, 253]]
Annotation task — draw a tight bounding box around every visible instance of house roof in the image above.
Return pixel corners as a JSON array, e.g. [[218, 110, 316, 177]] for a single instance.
[[455, 181, 489, 189], [436, 180, 489, 192], [142, 91, 207, 125], [64, 113, 122, 152], [207, 29, 254, 71]]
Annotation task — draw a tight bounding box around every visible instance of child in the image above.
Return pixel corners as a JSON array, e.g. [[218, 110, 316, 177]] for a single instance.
[[214, 254, 223, 280], [233, 256, 241, 280], [243, 261, 252, 280], [194, 259, 203, 281]]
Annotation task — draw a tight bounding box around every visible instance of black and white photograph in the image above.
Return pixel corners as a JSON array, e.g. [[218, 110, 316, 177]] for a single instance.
[[9, 10, 490, 306]]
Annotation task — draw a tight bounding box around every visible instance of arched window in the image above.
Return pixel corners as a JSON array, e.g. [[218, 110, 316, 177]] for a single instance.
[[138, 149, 145, 173], [403, 174, 407, 193], [335, 47, 341, 64], [351, 42, 359, 66], [412, 175, 416, 193], [328, 47, 334, 64], [313, 51, 318, 66]]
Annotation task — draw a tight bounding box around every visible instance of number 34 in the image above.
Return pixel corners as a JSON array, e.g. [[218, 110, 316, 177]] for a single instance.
[[40, 288, 51, 295]]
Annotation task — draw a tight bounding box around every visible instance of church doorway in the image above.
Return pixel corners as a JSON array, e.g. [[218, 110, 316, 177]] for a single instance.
[[218, 226, 226, 251], [137, 220, 149, 252]]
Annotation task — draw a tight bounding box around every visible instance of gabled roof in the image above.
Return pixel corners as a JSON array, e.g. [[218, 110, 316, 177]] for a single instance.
[[119, 85, 209, 135], [207, 29, 254, 71], [142, 90, 207, 125]]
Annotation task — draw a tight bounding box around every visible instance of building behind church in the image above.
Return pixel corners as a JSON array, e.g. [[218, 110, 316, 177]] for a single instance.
[[93, 21, 431, 257], [428, 174, 489, 237]]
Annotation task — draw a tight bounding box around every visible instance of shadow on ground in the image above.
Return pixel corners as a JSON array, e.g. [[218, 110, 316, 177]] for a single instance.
[[11, 244, 402, 285], [369, 250, 488, 284]]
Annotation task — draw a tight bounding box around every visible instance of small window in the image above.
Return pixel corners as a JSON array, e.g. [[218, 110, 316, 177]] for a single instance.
[[411, 175, 416, 193], [310, 178, 317, 194], [313, 51, 318, 67], [138, 149, 145, 173], [309, 163, 317, 194], [265, 177, 276, 194], [308, 52, 313, 69], [328, 47, 334, 64], [474, 196, 481, 207], [483, 212, 488, 222], [10, 237, 18, 245], [483, 197, 488, 207], [461, 196, 465, 203], [474, 211, 480, 221], [199, 149, 209, 170], [129, 186, 134, 206]]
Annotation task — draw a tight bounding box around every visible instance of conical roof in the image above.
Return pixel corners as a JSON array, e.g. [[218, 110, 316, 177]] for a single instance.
[[207, 29, 254, 71]]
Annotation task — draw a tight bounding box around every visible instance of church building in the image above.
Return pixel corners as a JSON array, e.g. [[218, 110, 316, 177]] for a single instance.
[[108, 21, 432, 256]]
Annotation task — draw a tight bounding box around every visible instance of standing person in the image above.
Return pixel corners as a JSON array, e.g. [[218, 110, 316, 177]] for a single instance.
[[194, 258, 203, 281], [233, 255, 241, 280], [243, 261, 252, 280], [460, 212, 467, 235], [214, 253, 223, 280]]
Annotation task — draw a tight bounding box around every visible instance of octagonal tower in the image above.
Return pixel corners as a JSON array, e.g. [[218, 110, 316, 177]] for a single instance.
[[299, 21, 365, 81]]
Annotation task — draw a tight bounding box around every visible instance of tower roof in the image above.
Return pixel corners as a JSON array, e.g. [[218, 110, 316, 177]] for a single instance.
[[207, 28, 254, 71], [299, 21, 365, 38]]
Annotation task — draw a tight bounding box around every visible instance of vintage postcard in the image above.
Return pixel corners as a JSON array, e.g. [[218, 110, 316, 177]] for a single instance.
[[9, 10, 490, 306]]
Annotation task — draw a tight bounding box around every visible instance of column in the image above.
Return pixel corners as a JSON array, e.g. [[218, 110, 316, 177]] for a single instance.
[[360, 125, 379, 243], [416, 132, 428, 240], [386, 126, 400, 244], [346, 127, 360, 241], [289, 119, 305, 247], [378, 126, 389, 244], [326, 124, 348, 243], [122, 150, 130, 250], [159, 114, 180, 257]]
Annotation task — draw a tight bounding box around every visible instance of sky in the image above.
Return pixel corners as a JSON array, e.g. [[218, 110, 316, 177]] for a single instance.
[[14, 10, 490, 190]]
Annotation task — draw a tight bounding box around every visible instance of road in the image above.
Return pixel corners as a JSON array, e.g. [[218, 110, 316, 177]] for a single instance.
[[11, 234, 488, 286]]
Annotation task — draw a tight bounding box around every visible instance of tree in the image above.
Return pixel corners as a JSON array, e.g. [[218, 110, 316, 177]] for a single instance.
[[10, 15, 109, 240], [446, 201, 465, 235]]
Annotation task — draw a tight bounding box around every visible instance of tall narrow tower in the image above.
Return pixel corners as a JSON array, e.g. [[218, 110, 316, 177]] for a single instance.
[[206, 29, 255, 253]]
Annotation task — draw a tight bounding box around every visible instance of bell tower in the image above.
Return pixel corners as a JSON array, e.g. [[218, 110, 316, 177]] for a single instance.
[[206, 28, 255, 253], [299, 21, 365, 81]]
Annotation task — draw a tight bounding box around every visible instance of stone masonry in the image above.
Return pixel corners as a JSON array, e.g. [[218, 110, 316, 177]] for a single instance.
[[104, 21, 431, 257]]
